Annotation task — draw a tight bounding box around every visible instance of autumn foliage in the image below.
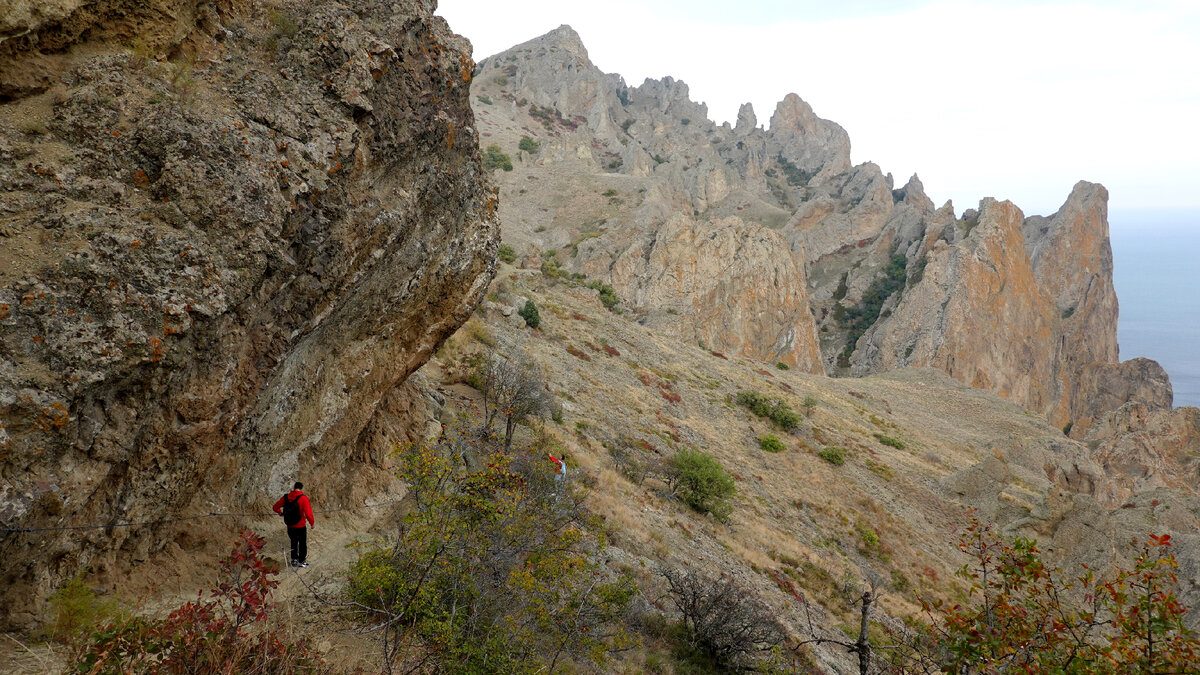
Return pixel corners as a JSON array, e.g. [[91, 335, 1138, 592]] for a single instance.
[[922, 515, 1199, 673], [74, 530, 328, 674]]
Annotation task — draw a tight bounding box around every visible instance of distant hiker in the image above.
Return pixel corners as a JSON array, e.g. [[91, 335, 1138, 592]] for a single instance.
[[273, 482, 314, 567], [550, 453, 567, 486]]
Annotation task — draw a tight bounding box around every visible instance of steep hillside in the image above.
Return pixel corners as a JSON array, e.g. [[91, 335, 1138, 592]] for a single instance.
[[430, 264, 1200, 671], [0, 0, 497, 627], [468, 26, 1172, 432]]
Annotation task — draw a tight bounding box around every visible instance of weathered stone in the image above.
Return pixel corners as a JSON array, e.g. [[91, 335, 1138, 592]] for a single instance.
[[1070, 358, 1173, 438], [609, 215, 823, 372], [0, 0, 497, 627]]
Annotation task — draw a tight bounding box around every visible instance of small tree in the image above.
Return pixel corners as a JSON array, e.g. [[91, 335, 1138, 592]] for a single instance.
[[519, 135, 539, 153], [348, 423, 637, 673], [661, 568, 783, 670], [666, 448, 735, 522], [519, 299, 540, 328], [483, 144, 513, 171], [498, 242, 516, 263], [473, 351, 552, 448]]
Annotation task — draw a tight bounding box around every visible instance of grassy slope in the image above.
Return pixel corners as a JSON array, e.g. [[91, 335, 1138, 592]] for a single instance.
[[430, 263, 1082, 670]]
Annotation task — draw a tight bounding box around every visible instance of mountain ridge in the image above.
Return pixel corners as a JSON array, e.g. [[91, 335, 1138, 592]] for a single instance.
[[469, 24, 1173, 433]]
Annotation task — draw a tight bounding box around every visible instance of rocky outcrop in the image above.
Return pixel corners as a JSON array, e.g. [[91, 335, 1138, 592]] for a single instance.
[[1082, 403, 1200, 504], [765, 93, 851, 185], [1070, 358, 1173, 439], [855, 198, 1059, 410], [0, 0, 497, 627], [608, 216, 823, 371], [851, 183, 1160, 428]]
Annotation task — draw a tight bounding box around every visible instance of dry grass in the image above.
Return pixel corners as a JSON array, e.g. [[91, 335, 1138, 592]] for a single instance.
[[438, 269, 1086, 643]]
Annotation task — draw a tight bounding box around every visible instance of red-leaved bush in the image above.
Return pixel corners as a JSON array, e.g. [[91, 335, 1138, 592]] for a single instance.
[[74, 530, 332, 674]]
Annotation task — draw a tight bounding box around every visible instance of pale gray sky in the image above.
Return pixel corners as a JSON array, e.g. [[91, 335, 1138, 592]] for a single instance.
[[437, 0, 1200, 220]]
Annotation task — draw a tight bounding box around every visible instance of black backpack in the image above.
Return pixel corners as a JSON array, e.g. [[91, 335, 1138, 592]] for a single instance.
[[282, 494, 302, 526]]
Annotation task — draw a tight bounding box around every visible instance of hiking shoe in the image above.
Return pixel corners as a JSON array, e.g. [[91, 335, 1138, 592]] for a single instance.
[[298, 562, 308, 568]]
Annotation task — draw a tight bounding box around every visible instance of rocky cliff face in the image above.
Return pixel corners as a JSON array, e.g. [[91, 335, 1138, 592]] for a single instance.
[[609, 215, 822, 369], [853, 182, 1136, 429], [0, 0, 497, 626], [470, 26, 1171, 429]]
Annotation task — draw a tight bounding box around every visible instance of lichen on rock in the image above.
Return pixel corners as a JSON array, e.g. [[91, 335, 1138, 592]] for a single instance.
[[0, 0, 497, 627]]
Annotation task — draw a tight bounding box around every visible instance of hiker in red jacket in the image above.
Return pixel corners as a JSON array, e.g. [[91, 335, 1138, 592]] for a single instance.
[[273, 482, 315, 567]]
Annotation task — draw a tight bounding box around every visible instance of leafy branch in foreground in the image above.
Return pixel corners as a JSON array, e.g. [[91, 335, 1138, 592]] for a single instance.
[[74, 530, 330, 674], [924, 517, 1200, 673], [790, 513, 1200, 674]]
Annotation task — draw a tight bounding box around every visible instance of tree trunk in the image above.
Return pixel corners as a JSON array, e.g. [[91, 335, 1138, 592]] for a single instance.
[[856, 590, 873, 675]]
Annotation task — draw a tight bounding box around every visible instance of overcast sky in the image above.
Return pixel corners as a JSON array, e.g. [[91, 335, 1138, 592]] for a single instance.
[[437, 0, 1199, 222]]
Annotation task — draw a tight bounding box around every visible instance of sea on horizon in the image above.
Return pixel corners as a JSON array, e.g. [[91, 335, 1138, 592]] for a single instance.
[[1110, 209, 1200, 409]]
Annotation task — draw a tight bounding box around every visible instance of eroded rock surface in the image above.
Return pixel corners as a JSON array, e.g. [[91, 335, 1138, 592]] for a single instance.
[[469, 26, 1166, 431], [609, 215, 823, 370], [0, 0, 497, 627]]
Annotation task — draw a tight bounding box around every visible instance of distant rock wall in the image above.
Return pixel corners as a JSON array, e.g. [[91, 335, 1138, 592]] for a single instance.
[[609, 215, 824, 371], [0, 0, 497, 627], [469, 26, 1171, 431]]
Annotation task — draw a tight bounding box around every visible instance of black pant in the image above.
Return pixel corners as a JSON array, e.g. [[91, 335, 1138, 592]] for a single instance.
[[287, 527, 307, 563]]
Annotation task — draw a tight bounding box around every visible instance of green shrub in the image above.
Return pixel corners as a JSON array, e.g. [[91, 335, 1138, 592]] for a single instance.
[[586, 280, 620, 310], [602, 188, 619, 197], [775, 361, 789, 370], [801, 395, 818, 416], [758, 435, 786, 453], [518, 299, 540, 328], [873, 433, 905, 449], [818, 446, 846, 466], [858, 527, 879, 548], [735, 391, 801, 432], [347, 431, 638, 673], [42, 576, 123, 643], [482, 144, 513, 171], [497, 242, 516, 264], [476, 94, 493, 105], [518, 135, 539, 153], [667, 448, 736, 522]]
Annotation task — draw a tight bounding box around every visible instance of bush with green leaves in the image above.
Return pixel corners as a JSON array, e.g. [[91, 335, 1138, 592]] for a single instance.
[[482, 144, 513, 171], [801, 395, 818, 416], [518, 135, 539, 153], [585, 279, 619, 310], [873, 433, 905, 449], [757, 434, 786, 453], [43, 576, 123, 643], [347, 424, 638, 673], [818, 446, 846, 466], [735, 390, 801, 432], [497, 242, 516, 264], [666, 448, 736, 522], [518, 299, 540, 328]]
